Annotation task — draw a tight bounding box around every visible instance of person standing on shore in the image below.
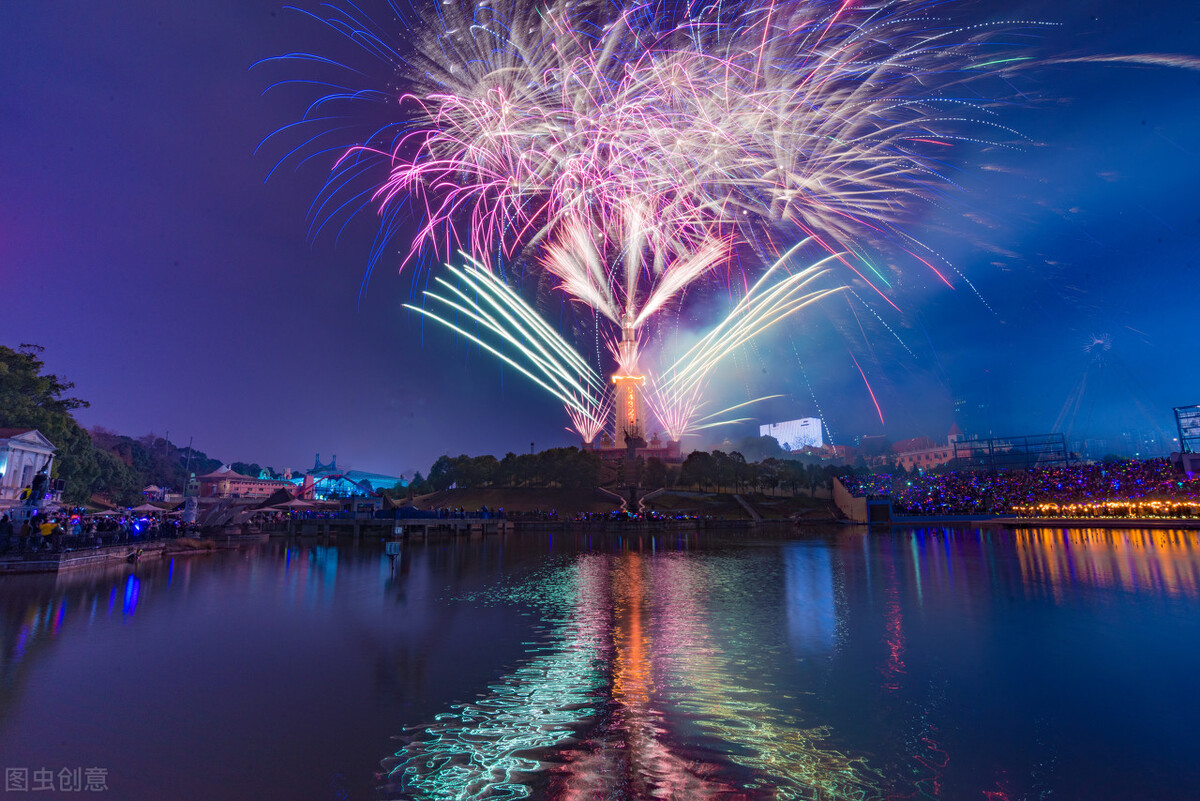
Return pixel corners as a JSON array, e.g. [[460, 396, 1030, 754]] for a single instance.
[[39, 517, 56, 551], [17, 520, 30, 552], [0, 514, 11, 554]]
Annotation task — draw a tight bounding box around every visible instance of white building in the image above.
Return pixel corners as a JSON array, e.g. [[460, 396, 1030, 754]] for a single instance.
[[760, 418, 824, 451], [0, 428, 57, 503]]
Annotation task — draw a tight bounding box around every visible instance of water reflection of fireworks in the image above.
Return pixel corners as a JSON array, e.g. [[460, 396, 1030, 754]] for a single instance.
[[382, 549, 879, 799]]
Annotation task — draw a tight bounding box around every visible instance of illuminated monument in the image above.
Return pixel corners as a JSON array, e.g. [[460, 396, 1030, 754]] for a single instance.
[[610, 316, 647, 450], [588, 316, 680, 462]]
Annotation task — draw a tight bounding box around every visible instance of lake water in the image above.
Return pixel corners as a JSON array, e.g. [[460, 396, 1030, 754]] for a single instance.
[[1, 526, 1199, 800]]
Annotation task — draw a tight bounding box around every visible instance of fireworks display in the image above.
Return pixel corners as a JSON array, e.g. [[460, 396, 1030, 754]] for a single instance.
[[403, 255, 611, 440], [647, 243, 843, 440], [346, 0, 1043, 275], [264, 0, 1198, 443]]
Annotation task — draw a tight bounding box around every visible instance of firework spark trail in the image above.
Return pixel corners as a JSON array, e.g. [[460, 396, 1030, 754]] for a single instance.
[[654, 249, 842, 394], [566, 391, 614, 445], [679, 395, 786, 434], [403, 255, 611, 439], [789, 338, 836, 447], [848, 350, 885, 426], [405, 247, 837, 443], [647, 244, 844, 439]]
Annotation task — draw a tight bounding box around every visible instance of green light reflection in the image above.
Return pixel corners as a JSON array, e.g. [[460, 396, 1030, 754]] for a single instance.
[[381, 561, 608, 800]]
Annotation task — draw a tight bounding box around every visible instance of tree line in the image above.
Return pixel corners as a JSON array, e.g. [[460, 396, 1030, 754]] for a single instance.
[[400, 447, 604, 495], [0, 345, 298, 506], [3, 343, 860, 506], [397, 445, 851, 498], [677, 450, 842, 494]]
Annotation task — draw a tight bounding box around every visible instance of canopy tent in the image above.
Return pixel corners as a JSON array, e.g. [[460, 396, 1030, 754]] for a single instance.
[[271, 498, 315, 509]]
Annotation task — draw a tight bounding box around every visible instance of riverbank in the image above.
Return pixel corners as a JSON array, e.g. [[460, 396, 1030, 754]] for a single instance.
[[1000, 517, 1200, 530], [407, 486, 838, 521], [0, 539, 227, 575], [0, 541, 169, 575], [858, 515, 1200, 530]]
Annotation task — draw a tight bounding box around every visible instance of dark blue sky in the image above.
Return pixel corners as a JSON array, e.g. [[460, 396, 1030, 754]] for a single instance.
[[3, 0, 1198, 475]]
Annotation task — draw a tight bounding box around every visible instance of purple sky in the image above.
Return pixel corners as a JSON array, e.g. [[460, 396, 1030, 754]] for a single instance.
[[3, 0, 1199, 476]]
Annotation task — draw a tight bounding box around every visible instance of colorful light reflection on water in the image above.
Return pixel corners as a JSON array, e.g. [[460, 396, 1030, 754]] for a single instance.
[[0, 527, 1198, 800]]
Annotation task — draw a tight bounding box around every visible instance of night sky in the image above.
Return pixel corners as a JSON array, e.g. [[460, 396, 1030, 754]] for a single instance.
[[3, 0, 1199, 477]]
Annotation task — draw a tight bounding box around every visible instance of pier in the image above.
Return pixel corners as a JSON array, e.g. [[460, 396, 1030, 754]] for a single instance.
[[285, 516, 513, 539]]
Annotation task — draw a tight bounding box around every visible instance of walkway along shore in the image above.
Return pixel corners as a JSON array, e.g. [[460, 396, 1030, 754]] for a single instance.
[[0, 541, 169, 575], [6, 516, 1198, 575]]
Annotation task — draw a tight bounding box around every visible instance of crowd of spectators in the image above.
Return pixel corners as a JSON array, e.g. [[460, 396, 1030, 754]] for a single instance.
[[568, 510, 700, 523], [0, 512, 196, 555], [841, 458, 1200, 517]]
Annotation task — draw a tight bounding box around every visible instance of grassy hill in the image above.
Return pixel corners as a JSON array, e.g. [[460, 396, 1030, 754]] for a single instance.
[[640, 491, 751, 519], [410, 487, 621, 515], [749, 493, 838, 521], [642, 491, 834, 520]]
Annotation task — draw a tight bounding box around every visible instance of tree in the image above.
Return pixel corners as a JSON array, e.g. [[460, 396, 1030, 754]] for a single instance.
[[427, 455, 458, 491], [388, 471, 430, 499], [643, 457, 668, 490], [758, 458, 780, 495], [711, 451, 737, 492], [496, 453, 518, 487], [772, 459, 799, 494], [470, 454, 499, 487], [736, 435, 786, 463], [806, 463, 823, 495], [679, 451, 714, 491], [92, 428, 221, 495], [561, 448, 601, 488], [91, 448, 142, 506], [0, 345, 98, 503], [729, 451, 748, 493]]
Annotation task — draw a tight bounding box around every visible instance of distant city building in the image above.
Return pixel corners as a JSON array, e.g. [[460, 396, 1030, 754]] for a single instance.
[[1172, 405, 1200, 477], [143, 484, 183, 503], [761, 418, 824, 451], [291, 453, 405, 500], [0, 428, 56, 505], [951, 432, 1068, 473], [1174, 406, 1200, 454], [587, 432, 684, 463], [893, 425, 963, 471], [828, 444, 855, 463], [1068, 427, 1172, 461], [196, 465, 294, 499], [857, 434, 891, 459]]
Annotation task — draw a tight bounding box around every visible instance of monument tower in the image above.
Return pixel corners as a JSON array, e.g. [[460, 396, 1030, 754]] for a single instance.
[[610, 314, 646, 450]]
